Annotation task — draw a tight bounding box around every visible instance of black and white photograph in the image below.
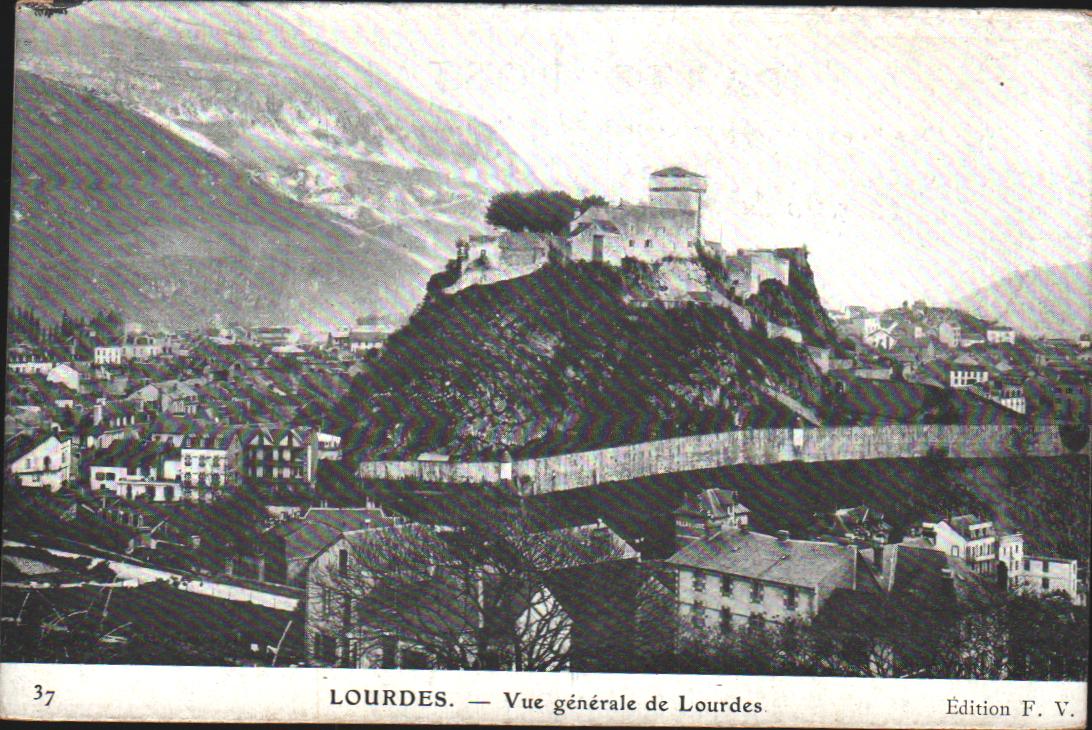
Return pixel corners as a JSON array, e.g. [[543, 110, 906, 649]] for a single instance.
[[2, 2, 1089, 725]]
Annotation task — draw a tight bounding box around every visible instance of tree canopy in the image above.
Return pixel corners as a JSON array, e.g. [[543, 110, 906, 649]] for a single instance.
[[485, 190, 607, 235]]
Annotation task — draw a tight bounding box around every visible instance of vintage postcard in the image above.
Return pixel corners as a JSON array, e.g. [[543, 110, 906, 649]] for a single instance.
[[2, 2, 1089, 726]]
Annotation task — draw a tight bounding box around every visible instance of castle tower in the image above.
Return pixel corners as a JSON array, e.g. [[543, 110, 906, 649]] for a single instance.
[[648, 166, 706, 241]]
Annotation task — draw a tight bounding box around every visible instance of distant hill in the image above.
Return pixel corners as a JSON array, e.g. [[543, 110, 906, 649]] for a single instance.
[[12, 3, 541, 328], [953, 260, 1091, 339]]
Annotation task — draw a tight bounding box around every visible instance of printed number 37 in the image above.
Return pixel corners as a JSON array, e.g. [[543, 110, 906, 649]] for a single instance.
[[34, 685, 55, 706]]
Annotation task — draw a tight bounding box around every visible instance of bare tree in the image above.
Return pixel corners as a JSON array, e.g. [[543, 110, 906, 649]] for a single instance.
[[312, 506, 628, 670]]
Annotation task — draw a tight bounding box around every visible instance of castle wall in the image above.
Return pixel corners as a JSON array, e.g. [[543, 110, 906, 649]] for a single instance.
[[357, 424, 1082, 495]]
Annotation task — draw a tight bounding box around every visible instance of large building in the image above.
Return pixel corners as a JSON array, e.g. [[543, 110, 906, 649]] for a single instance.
[[569, 167, 703, 265], [666, 526, 878, 634]]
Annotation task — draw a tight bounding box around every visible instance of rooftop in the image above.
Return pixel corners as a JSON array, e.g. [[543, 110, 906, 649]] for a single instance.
[[651, 166, 705, 178], [665, 528, 857, 588]]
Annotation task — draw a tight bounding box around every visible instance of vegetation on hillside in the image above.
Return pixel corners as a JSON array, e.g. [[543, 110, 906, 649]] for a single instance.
[[485, 190, 607, 234], [334, 261, 828, 459]]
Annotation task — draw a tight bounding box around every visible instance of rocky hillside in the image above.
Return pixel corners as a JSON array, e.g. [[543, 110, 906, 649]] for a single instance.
[[13, 3, 540, 327], [699, 247, 844, 351], [9, 72, 432, 330], [335, 261, 836, 460]]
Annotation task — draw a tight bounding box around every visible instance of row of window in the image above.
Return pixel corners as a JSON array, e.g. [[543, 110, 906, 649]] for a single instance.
[[690, 604, 767, 632], [249, 448, 298, 461], [182, 472, 222, 486], [183, 456, 223, 468], [691, 572, 798, 608]]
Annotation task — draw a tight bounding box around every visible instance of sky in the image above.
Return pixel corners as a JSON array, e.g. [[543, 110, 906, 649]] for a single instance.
[[270, 5, 1092, 310]]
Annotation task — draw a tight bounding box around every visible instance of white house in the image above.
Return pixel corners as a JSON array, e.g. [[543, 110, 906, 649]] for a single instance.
[[5, 432, 74, 491], [948, 364, 990, 389], [926, 515, 1006, 578], [181, 426, 243, 492], [316, 432, 343, 461], [1011, 555, 1082, 605], [46, 363, 80, 392], [937, 321, 962, 348], [864, 327, 896, 351], [93, 345, 124, 365], [987, 326, 1016, 344]]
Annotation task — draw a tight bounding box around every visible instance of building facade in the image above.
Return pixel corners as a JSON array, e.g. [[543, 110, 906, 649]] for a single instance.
[[5, 433, 74, 491], [666, 526, 877, 635]]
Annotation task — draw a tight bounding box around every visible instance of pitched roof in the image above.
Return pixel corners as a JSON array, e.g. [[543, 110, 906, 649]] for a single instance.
[[86, 438, 176, 470], [338, 523, 452, 573], [880, 543, 996, 611], [665, 528, 857, 588], [4, 431, 50, 463], [568, 219, 621, 238], [282, 508, 399, 564], [942, 514, 995, 541], [183, 424, 244, 450], [675, 488, 751, 520], [651, 166, 704, 178]]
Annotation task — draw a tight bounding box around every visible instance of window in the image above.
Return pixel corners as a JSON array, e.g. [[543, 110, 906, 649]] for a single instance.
[[951, 547, 959, 557], [721, 577, 733, 597], [750, 582, 764, 604], [321, 586, 334, 619], [692, 571, 706, 592], [720, 609, 732, 633], [691, 601, 705, 628], [164, 486, 175, 501], [785, 586, 797, 610], [629, 239, 635, 247], [338, 549, 348, 576], [644, 239, 652, 248], [748, 613, 764, 630], [211, 473, 221, 487], [1041, 560, 1050, 573], [1023, 559, 1030, 572], [1042, 578, 1050, 591]]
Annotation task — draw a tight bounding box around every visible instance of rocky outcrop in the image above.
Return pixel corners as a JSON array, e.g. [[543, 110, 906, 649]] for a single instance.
[[334, 260, 833, 460]]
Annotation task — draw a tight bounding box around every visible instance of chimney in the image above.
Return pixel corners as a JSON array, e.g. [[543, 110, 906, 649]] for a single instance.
[[776, 529, 790, 542]]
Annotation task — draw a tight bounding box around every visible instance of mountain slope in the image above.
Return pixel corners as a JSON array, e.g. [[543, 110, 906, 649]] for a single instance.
[[953, 260, 1091, 338], [9, 72, 428, 330], [333, 261, 832, 460], [12, 3, 541, 325]]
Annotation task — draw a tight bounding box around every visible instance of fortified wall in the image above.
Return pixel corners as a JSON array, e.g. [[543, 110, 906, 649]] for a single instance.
[[357, 424, 1086, 495]]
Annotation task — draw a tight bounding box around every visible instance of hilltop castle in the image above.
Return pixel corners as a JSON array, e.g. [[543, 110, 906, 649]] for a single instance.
[[448, 166, 801, 300], [569, 167, 705, 265], [567, 167, 797, 298]]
